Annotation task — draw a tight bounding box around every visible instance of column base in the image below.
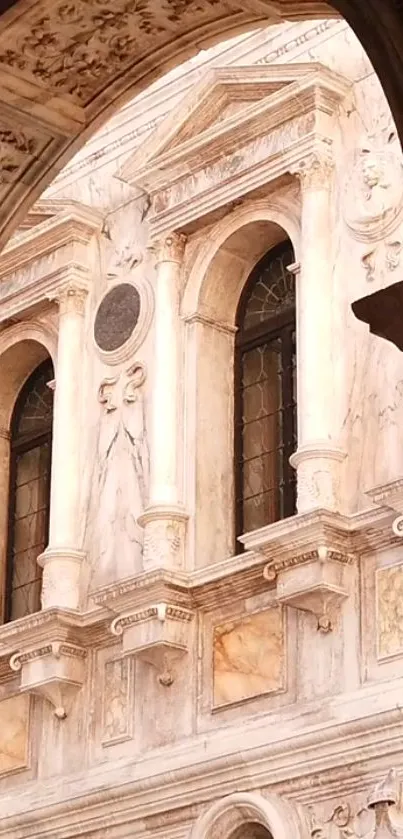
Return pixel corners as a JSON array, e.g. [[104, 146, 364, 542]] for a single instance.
[[290, 443, 346, 513], [37, 548, 86, 610], [137, 504, 189, 571]]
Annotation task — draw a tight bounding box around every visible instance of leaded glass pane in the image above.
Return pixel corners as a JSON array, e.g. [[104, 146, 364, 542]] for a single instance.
[[242, 241, 295, 331], [14, 362, 53, 439], [235, 240, 297, 543], [6, 360, 53, 623]]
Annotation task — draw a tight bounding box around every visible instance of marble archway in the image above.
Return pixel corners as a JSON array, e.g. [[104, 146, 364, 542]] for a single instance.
[[188, 791, 307, 839], [0, 0, 401, 256]]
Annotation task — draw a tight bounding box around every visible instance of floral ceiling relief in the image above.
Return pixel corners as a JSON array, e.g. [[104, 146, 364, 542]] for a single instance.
[[0, 0, 251, 106]]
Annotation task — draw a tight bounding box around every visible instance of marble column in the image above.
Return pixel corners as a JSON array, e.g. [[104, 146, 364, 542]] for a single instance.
[[0, 427, 10, 620], [138, 233, 188, 570], [290, 151, 345, 513], [38, 281, 88, 609]]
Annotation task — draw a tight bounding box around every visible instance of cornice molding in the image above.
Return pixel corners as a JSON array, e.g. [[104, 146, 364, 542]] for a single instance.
[[0, 202, 104, 280], [1, 689, 403, 838]]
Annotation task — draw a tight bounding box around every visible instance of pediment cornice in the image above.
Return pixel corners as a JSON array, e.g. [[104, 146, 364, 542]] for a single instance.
[[119, 63, 351, 236]]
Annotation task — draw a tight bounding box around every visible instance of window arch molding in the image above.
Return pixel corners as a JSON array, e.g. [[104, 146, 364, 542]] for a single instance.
[[0, 322, 57, 622], [182, 198, 300, 569], [181, 196, 301, 325], [188, 791, 304, 839]]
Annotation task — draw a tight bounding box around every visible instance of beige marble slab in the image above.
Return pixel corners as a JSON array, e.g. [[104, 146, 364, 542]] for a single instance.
[[0, 693, 30, 775], [213, 606, 284, 707]]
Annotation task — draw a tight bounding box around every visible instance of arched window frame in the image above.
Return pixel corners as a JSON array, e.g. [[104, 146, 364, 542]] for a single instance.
[[234, 240, 297, 544], [5, 358, 54, 623]]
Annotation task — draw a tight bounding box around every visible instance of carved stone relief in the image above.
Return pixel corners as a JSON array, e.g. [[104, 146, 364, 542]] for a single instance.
[[0, 119, 51, 200], [0, 0, 246, 106], [343, 145, 403, 242], [95, 362, 149, 583], [101, 656, 133, 746], [361, 234, 403, 283], [93, 279, 153, 364]]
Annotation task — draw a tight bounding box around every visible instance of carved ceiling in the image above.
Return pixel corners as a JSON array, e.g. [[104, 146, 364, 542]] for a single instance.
[[0, 0, 402, 252]]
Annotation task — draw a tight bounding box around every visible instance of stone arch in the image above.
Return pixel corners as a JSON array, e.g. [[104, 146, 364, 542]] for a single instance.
[[0, 320, 58, 432], [182, 197, 300, 324], [182, 198, 298, 568], [189, 792, 306, 839], [0, 321, 57, 621], [0, 0, 402, 256]]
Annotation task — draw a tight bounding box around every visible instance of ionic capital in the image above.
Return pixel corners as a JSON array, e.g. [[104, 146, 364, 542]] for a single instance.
[[56, 282, 88, 316], [151, 232, 187, 265], [292, 151, 334, 191]]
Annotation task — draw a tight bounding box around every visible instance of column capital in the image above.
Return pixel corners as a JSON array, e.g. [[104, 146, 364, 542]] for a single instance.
[[56, 282, 88, 316], [151, 232, 187, 265], [292, 150, 334, 191]]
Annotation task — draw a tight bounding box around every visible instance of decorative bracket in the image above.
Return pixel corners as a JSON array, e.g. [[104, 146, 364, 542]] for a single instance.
[[9, 641, 87, 718], [264, 546, 353, 632], [111, 602, 193, 686]]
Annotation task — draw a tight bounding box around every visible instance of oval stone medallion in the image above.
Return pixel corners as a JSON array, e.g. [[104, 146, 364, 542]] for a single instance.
[[94, 283, 141, 352]]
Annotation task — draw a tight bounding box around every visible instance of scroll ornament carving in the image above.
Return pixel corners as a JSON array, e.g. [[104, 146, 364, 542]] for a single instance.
[[292, 150, 334, 190], [308, 771, 402, 839], [152, 232, 187, 264], [96, 362, 149, 581], [98, 362, 146, 412], [343, 144, 403, 241], [361, 236, 403, 282]]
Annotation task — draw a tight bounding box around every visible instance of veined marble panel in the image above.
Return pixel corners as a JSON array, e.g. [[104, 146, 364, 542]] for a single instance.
[[102, 656, 133, 746], [213, 606, 285, 708], [376, 562, 403, 659], [0, 694, 30, 775]]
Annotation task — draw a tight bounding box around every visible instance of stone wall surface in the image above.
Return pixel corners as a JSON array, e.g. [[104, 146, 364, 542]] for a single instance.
[[0, 16, 403, 839]]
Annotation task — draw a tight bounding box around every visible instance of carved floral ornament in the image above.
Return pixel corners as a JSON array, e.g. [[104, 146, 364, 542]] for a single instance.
[[307, 771, 402, 839], [291, 150, 334, 190], [0, 0, 239, 106], [93, 278, 153, 364]]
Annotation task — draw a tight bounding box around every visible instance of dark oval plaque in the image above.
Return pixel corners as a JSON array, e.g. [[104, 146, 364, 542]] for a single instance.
[[94, 283, 141, 352]]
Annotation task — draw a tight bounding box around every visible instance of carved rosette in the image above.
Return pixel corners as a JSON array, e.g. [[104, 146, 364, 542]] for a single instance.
[[9, 641, 87, 718], [152, 232, 187, 264], [290, 445, 346, 513], [138, 506, 188, 570], [292, 151, 334, 191]]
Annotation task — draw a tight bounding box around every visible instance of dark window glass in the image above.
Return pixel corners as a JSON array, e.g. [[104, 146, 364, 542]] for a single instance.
[[6, 359, 53, 622], [235, 241, 296, 545]]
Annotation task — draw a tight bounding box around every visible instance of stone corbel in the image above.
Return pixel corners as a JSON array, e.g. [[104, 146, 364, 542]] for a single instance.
[[263, 546, 353, 632], [240, 511, 355, 632], [9, 641, 87, 719], [111, 602, 193, 686]]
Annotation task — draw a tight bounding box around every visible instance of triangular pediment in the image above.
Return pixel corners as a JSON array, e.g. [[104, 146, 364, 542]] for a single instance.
[[120, 63, 349, 186]]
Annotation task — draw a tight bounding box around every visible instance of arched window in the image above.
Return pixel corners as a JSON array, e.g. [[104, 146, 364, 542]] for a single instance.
[[5, 359, 54, 622], [235, 240, 297, 542]]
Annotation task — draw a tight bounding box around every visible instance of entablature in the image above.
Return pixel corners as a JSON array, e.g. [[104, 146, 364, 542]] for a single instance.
[[120, 64, 351, 237], [0, 200, 104, 321]]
